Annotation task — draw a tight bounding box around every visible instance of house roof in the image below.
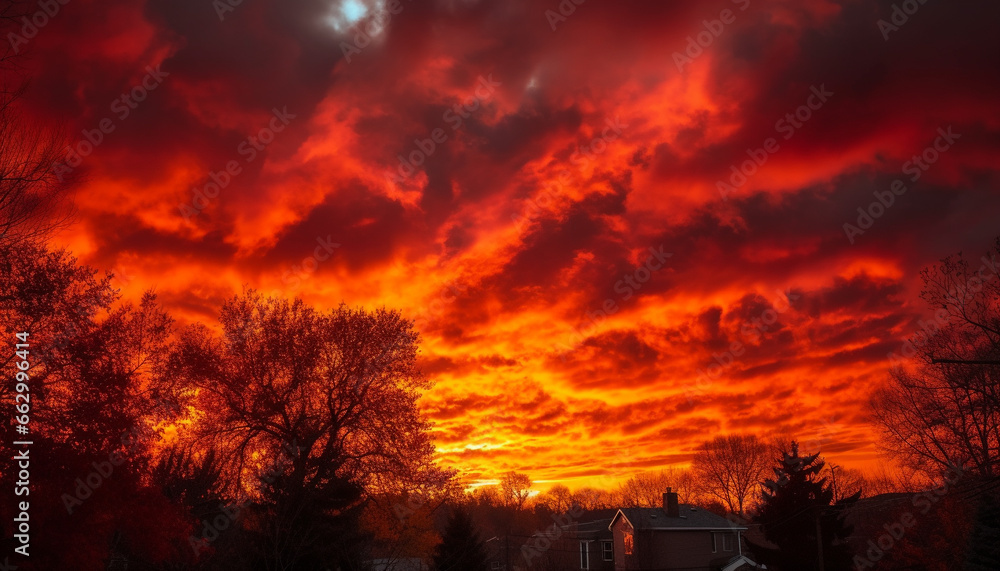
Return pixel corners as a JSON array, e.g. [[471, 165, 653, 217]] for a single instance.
[[556, 509, 618, 538], [721, 554, 762, 571], [609, 505, 748, 531], [566, 517, 615, 537]]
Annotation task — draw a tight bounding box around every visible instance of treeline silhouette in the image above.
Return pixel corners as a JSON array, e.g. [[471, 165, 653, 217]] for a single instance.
[[1, 21, 999, 565]]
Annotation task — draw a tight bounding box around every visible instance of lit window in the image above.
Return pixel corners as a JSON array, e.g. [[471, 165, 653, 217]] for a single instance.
[[602, 540, 613, 561], [580, 541, 590, 569], [624, 532, 634, 555]]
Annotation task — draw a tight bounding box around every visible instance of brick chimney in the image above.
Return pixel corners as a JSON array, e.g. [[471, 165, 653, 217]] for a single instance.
[[663, 487, 679, 517]]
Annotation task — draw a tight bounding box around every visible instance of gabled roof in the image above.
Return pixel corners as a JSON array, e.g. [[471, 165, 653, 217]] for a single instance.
[[609, 504, 748, 531], [721, 554, 762, 571]]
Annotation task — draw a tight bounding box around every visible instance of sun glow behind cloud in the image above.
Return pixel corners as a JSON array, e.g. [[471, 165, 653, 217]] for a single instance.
[[326, 0, 369, 31]]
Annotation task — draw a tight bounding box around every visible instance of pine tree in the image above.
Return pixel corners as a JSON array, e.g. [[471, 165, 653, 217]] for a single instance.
[[433, 508, 489, 571], [753, 441, 858, 570]]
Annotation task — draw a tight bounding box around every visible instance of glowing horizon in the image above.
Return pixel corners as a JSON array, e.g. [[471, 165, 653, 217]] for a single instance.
[[22, 0, 1000, 492]]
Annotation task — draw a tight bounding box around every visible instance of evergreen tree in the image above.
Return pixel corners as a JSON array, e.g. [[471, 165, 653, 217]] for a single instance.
[[433, 508, 488, 571], [965, 492, 1000, 570], [753, 441, 858, 570]]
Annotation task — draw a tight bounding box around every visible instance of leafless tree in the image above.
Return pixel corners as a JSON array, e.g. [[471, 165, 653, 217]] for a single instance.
[[169, 291, 454, 567], [0, 99, 73, 248], [171, 291, 453, 498], [498, 471, 532, 511], [692, 434, 770, 516], [872, 239, 1000, 479], [537, 483, 573, 513], [0, 7, 74, 249], [823, 464, 866, 502], [569, 486, 615, 510], [1, 1, 32, 69], [860, 464, 924, 495], [616, 468, 698, 507]]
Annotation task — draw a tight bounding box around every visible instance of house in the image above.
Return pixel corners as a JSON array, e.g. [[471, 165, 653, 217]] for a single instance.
[[564, 509, 618, 571], [518, 509, 618, 571], [607, 489, 760, 571]]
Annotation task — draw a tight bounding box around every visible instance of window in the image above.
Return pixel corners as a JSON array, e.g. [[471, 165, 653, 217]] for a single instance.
[[491, 562, 500, 571], [623, 532, 634, 555], [580, 541, 590, 569], [602, 540, 613, 561], [713, 532, 734, 553]]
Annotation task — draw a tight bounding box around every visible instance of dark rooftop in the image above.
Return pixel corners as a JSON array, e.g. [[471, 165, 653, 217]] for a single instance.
[[611, 504, 748, 531]]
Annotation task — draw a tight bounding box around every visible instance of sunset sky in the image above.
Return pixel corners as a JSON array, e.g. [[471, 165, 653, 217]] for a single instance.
[[19, 0, 1000, 489]]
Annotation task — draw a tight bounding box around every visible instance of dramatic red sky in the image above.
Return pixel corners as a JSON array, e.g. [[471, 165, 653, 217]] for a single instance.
[[18, 0, 1000, 489]]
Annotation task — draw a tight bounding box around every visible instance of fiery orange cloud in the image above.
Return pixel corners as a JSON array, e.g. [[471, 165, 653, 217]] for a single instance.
[[19, 0, 1000, 490]]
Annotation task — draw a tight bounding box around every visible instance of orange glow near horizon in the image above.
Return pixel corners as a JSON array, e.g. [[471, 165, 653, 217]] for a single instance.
[[25, 0, 1000, 492]]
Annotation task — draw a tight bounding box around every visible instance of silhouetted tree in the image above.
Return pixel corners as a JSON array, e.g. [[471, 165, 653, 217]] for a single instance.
[[569, 486, 616, 510], [537, 483, 573, 513], [0, 15, 74, 252], [617, 468, 699, 507], [170, 291, 452, 568], [0, 100, 73, 249], [433, 508, 488, 571], [872, 238, 1000, 479], [360, 491, 444, 568], [0, 243, 186, 569], [753, 442, 858, 571], [693, 434, 769, 515], [499, 471, 532, 511], [824, 463, 866, 502]]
